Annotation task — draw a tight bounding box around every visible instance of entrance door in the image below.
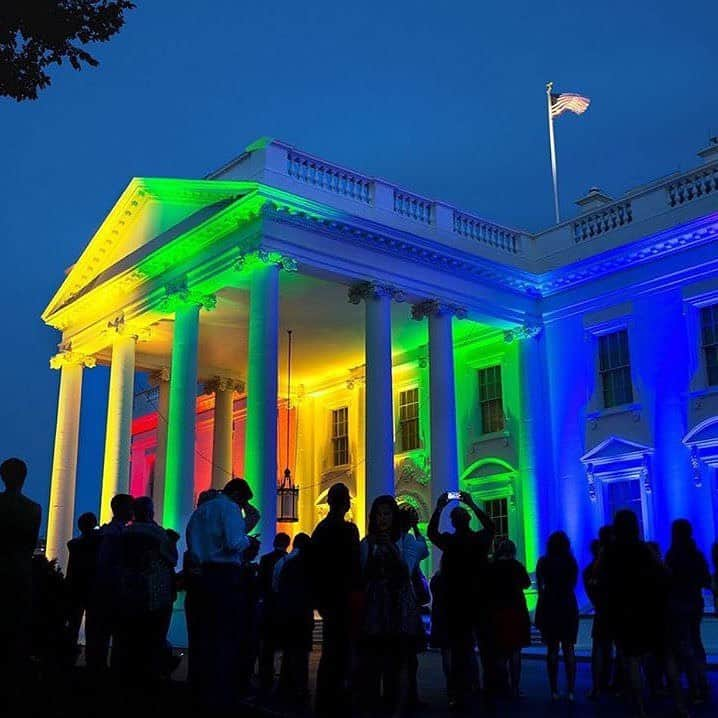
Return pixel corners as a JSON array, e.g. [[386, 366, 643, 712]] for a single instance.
[[605, 478, 644, 538]]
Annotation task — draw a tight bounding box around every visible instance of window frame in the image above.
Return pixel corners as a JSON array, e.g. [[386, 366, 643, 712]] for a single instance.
[[484, 496, 510, 546], [331, 406, 350, 467], [700, 304, 718, 387], [597, 328, 634, 409], [478, 364, 505, 434], [397, 387, 421, 452]]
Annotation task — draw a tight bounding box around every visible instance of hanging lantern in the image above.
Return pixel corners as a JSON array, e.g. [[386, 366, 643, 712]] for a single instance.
[[277, 467, 299, 523], [277, 329, 299, 522]]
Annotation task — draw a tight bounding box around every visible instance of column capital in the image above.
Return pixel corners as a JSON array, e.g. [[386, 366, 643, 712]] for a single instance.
[[348, 280, 405, 305], [503, 322, 543, 343], [50, 350, 96, 370], [160, 282, 217, 313], [234, 250, 298, 274], [148, 366, 171, 386], [410, 299, 467, 321], [104, 313, 152, 342], [204, 375, 245, 394]]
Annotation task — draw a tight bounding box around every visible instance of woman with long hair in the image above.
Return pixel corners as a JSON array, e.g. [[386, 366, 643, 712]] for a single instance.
[[535, 530, 579, 701], [358, 495, 419, 715]]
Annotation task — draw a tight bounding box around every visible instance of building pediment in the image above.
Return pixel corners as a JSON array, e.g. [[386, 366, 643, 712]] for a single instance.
[[683, 415, 718, 448], [580, 436, 654, 467], [42, 178, 256, 325]]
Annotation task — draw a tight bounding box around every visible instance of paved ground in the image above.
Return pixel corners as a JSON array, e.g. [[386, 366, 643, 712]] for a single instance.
[[13, 647, 718, 717]]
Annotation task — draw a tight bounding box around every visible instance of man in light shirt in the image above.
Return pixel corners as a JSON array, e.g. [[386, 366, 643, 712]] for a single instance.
[[185, 478, 260, 710]]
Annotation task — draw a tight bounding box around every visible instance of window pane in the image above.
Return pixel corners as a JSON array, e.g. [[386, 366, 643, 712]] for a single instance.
[[606, 480, 644, 539], [485, 497, 509, 546], [479, 366, 504, 433], [332, 407, 349, 465], [701, 305, 718, 387], [599, 330, 633, 408]]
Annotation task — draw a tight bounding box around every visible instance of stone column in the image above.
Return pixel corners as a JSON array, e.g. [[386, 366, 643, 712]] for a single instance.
[[46, 351, 95, 569], [163, 288, 216, 533], [349, 282, 399, 521], [99, 330, 139, 524], [412, 301, 465, 508], [245, 262, 280, 537], [208, 377, 243, 490], [150, 367, 170, 523]]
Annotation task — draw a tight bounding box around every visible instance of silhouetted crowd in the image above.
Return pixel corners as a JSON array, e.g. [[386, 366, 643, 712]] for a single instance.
[[1, 457, 718, 717]]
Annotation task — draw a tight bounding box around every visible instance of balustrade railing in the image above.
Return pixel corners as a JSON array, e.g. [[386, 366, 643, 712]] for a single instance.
[[393, 190, 433, 224], [452, 210, 521, 254], [287, 151, 372, 204], [572, 201, 633, 243], [666, 165, 718, 207]]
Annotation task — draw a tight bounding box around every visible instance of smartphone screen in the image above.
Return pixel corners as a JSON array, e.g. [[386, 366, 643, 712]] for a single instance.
[[447, 491, 461, 501]]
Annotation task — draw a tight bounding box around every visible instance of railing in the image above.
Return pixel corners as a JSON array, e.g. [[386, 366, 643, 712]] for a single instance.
[[666, 165, 718, 207], [572, 201, 633, 243], [393, 190, 433, 225], [287, 151, 373, 204], [453, 210, 521, 254]]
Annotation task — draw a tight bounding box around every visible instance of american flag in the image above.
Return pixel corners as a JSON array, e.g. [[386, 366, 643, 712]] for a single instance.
[[550, 92, 590, 119]]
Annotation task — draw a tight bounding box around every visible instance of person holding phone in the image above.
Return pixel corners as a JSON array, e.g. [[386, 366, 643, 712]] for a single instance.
[[428, 491, 496, 709]]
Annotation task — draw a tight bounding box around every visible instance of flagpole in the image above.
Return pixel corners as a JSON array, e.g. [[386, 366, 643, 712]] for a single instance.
[[546, 81, 560, 223]]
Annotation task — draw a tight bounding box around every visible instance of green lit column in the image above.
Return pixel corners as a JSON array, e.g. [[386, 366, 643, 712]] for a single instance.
[[510, 323, 546, 570], [163, 289, 216, 532], [47, 350, 95, 569], [245, 262, 280, 537]]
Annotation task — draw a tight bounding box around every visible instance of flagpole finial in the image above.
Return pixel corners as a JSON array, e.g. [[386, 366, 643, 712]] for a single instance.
[[546, 81, 553, 93]]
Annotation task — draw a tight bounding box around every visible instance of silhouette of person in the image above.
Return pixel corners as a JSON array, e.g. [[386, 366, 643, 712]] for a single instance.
[[0, 457, 41, 699], [358, 495, 417, 714], [428, 491, 495, 709], [535, 530, 579, 701], [487, 538, 531, 698], [600, 509, 686, 717], [258, 532, 291, 692], [185, 478, 259, 710], [65, 512, 101, 651], [276, 532, 314, 707], [310, 482, 360, 717], [116, 496, 178, 685], [85, 493, 134, 674], [398, 504, 429, 708], [665, 518, 711, 703], [583, 525, 614, 699]]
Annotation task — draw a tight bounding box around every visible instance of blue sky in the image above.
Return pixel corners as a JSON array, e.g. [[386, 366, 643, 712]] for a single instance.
[[1, 0, 716, 528]]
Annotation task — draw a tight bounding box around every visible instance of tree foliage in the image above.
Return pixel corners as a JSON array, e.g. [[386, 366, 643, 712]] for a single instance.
[[0, 0, 135, 101]]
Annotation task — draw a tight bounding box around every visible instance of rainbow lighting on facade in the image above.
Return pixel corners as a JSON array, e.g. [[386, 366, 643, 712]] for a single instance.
[[42, 137, 718, 582]]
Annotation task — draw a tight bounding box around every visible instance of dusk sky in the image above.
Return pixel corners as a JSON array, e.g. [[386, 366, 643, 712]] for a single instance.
[[2, 1, 717, 529]]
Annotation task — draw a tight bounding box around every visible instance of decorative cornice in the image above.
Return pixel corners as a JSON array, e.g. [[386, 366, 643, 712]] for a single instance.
[[160, 282, 217, 313], [49, 350, 96, 370], [204, 376, 245, 394], [348, 281, 404, 305], [233, 249, 298, 274], [410, 299, 467, 321], [503, 323, 543, 343]]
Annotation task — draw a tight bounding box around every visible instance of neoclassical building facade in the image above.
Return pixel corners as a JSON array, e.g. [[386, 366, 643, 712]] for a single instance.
[[43, 136, 718, 573]]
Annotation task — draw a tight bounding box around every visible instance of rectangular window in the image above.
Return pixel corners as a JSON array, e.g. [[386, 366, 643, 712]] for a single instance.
[[606, 479, 644, 539], [331, 407, 349, 467], [701, 304, 718, 386], [598, 330, 633, 408], [478, 365, 504, 434], [485, 497, 509, 546], [398, 388, 420, 451]]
